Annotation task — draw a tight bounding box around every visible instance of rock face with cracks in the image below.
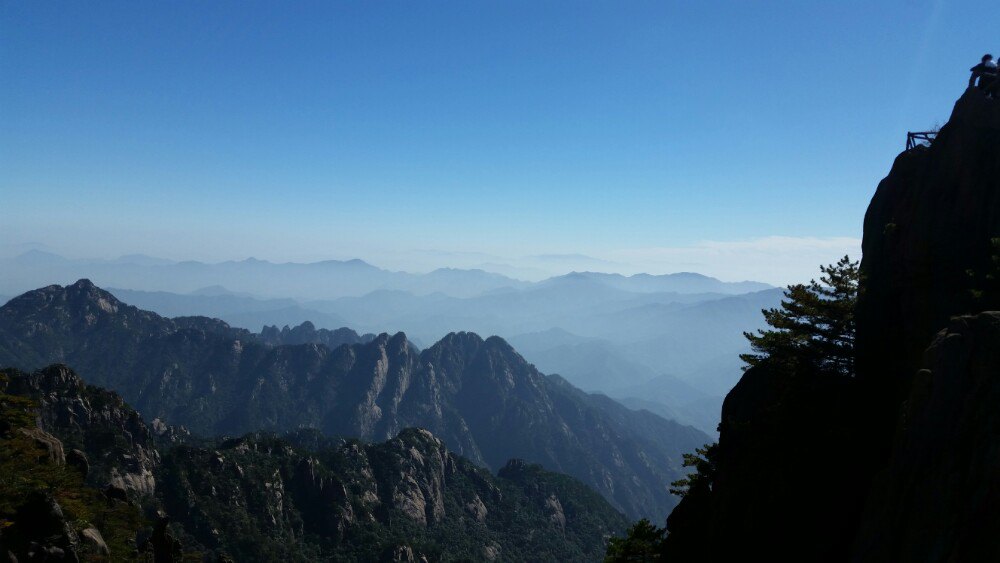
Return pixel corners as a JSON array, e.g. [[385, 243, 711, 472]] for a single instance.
[[156, 427, 629, 561]]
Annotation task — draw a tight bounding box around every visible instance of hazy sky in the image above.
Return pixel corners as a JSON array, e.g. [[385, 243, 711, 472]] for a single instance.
[[3, 1, 998, 284]]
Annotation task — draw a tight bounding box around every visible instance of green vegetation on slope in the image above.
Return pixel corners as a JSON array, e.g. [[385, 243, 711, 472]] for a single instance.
[[0, 373, 144, 560], [159, 431, 629, 561], [1, 365, 629, 561]]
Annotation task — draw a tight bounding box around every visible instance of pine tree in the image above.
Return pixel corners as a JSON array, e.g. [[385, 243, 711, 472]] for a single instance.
[[669, 443, 718, 498], [740, 256, 859, 376], [604, 519, 666, 562]]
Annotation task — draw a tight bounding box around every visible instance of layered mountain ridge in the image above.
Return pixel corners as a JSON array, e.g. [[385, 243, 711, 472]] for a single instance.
[[0, 282, 708, 520], [0, 252, 770, 301], [43, 264, 782, 434]]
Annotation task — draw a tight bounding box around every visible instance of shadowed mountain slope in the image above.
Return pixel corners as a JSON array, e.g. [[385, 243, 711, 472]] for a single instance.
[[0, 282, 708, 520], [660, 89, 1000, 562]]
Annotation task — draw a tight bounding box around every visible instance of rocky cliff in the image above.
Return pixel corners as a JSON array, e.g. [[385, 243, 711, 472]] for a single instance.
[[159, 428, 628, 561], [857, 87, 1000, 382], [0, 365, 628, 561], [659, 88, 1000, 562], [2, 364, 164, 498], [852, 312, 1000, 561], [0, 366, 176, 561]]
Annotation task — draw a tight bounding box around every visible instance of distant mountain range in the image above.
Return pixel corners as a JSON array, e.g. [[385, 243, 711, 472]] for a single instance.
[[0, 252, 778, 433], [107, 287, 357, 338], [0, 280, 710, 520], [0, 250, 532, 299], [0, 251, 770, 300]]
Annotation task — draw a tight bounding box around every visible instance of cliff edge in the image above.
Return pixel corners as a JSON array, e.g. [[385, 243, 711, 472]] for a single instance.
[[661, 88, 1000, 562], [857, 87, 1000, 383]]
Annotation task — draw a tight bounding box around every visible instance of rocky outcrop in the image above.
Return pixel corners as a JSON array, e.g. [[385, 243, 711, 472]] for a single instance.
[[79, 527, 109, 556], [383, 429, 454, 526], [0, 383, 146, 561], [157, 427, 627, 561], [16, 427, 65, 465], [0, 284, 708, 520], [1, 364, 161, 498], [259, 321, 373, 348], [661, 361, 883, 561], [465, 495, 488, 522], [66, 448, 88, 478], [6, 492, 81, 561], [852, 312, 1000, 561], [857, 87, 1000, 383]]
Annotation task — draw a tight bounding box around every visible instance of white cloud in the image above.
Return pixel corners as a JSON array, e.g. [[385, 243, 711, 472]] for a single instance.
[[1, 222, 862, 286], [608, 236, 862, 286]]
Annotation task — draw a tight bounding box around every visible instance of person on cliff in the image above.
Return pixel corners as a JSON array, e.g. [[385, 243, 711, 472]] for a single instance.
[[969, 54, 997, 92]]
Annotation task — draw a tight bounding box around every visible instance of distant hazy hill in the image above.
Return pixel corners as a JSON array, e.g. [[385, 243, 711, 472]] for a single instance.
[[0, 280, 709, 520], [612, 375, 722, 435], [0, 252, 769, 301], [108, 286, 352, 332], [0, 252, 530, 299], [306, 282, 780, 385], [545, 271, 771, 294], [508, 329, 658, 390]]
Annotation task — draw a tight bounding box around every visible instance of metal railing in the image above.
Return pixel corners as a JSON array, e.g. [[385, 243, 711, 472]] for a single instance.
[[906, 131, 938, 150]]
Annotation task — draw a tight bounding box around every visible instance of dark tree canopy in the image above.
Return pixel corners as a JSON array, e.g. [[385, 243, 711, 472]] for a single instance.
[[669, 443, 718, 498], [607, 258, 860, 560], [604, 518, 666, 562], [741, 256, 859, 377]]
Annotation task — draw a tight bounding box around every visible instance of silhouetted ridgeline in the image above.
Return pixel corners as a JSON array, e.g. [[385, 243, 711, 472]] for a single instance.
[[660, 89, 1000, 561]]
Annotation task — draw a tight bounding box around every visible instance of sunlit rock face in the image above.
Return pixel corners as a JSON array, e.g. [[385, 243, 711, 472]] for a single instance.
[[2, 363, 162, 498]]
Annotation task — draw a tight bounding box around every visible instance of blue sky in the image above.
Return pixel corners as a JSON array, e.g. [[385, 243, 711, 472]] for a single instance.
[[2, 1, 998, 283]]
